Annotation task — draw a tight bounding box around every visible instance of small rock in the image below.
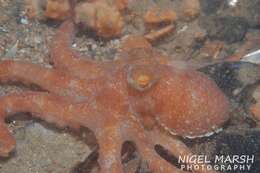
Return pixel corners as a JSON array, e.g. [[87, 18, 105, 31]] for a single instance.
[[34, 35, 42, 44], [111, 39, 121, 49], [75, 1, 124, 38], [91, 44, 97, 50], [228, 0, 239, 7], [45, 0, 71, 20], [5, 41, 19, 58], [20, 17, 29, 25], [25, 0, 71, 20], [143, 6, 177, 26], [25, 0, 46, 20], [0, 26, 8, 33], [179, 0, 200, 21], [144, 24, 175, 43], [72, 43, 77, 48]]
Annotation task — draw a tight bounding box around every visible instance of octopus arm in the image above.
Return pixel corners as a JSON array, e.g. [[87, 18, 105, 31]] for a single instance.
[[0, 91, 89, 156], [0, 123, 16, 157], [147, 129, 218, 173], [96, 124, 124, 173], [123, 119, 189, 173], [0, 60, 96, 101], [50, 20, 105, 79]]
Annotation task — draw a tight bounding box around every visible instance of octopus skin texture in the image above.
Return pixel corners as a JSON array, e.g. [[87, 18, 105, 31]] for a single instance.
[[0, 20, 230, 173]]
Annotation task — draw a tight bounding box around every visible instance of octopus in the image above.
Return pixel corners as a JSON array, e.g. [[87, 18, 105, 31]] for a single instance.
[[0, 20, 230, 173]]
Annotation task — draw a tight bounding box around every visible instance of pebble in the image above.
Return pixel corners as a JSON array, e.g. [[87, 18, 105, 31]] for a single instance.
[[91, 44, 97, 50], [34, 36, 42, 44], [72, 43, 77, 48], [5, 40, 19, 58], [144, 6, 177, 25], [179, 0, 200, 21], [228, 0, 238, 7], [111, 39, 121, 49], [20, 17, 29, 25], [0, 26, 8, 33]]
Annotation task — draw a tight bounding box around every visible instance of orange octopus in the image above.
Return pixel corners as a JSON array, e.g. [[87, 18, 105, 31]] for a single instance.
[[0, 20, 230, 173]]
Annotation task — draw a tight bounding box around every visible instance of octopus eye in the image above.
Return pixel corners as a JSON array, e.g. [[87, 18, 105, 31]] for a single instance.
[[127, 65, 160, 91]]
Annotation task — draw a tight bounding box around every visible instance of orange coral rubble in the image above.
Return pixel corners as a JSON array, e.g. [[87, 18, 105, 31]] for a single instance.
[[144, 6, 177, 26], [45, 0, 71, 20], [251, 103, 260, 121], [75, 0, 124, 38]]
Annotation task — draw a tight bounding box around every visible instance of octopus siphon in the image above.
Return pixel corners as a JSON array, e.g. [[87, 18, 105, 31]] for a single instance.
[[0, 20, 230, 173]]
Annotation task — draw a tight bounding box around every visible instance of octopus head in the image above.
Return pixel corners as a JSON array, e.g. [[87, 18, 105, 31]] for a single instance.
[[128, 64, 231, 138]]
